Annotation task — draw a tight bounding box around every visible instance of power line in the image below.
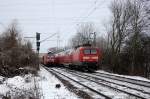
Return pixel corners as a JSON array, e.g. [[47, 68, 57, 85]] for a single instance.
[[40, 33, 57, 43], [60, 0, 100, 39], [61, 0, 106, 40], [79, 0, 106, 22], [0, 16, 101, 19], [0, 2, 94, 7]]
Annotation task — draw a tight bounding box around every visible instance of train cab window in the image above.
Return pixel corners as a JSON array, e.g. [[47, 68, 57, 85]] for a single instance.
[[83, 49, 97, 54], [84, 49, 91, 54], [48, 52, 53, 56], [91, 49, 97, 54]]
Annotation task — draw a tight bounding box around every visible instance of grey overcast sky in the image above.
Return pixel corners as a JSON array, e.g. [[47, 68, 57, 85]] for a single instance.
[[0, 0, 112, 53]]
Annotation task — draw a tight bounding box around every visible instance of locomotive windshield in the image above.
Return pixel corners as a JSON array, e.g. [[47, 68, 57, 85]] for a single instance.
[[84, 49, 91, 54], [83, 49, 97, 54], [91, 49, 97, 54], [48, 52, 53, 56]]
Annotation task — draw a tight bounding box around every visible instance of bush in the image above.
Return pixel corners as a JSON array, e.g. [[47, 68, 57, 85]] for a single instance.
[[0, 21, 39, 77]]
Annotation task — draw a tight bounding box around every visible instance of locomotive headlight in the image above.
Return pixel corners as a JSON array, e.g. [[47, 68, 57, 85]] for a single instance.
[[83, 56, 90, 59], [91, 56, 98, 59]]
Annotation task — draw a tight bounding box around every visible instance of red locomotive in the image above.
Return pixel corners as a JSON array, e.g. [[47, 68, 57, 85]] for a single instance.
[[42, 51, 55, 66], [42, 45, 102, 71]]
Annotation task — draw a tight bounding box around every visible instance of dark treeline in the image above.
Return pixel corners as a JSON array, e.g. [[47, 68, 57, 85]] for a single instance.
[[102, 0, 150, 78], [70, 0, 150, 78], [0, 21, 39, 77]]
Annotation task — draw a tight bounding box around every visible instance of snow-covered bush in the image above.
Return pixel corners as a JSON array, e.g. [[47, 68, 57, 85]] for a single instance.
[[0, 21, 39, 77]]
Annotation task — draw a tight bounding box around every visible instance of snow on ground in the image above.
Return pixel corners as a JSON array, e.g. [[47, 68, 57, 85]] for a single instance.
[[38, 67, 79, 99], [54, 68, 130, 99], [0, 66, 149, 99], [0, 74, 36, 98], [0, 67, 79, 99], [96, 70, 150, 82], [53, 68, 150, 99]]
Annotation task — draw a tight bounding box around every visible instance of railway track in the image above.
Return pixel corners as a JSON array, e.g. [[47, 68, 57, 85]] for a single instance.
[[64, 69, 150, 95], [44, 66, 150, 99], [44, 67, 111, 99], [56, 68, 150, 99], [95, 71, 150, 88], [92, 72, 150, 95]]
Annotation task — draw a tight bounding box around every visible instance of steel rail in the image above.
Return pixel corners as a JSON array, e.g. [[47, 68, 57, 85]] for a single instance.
[[56, 68, 147, 99], [62, 68, 150, 95], [95, 72, 150, 88], [44, 66, 112, 99]]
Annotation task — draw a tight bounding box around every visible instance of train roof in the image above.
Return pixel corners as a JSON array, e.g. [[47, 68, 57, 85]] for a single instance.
[[76, 46, 99, 50]]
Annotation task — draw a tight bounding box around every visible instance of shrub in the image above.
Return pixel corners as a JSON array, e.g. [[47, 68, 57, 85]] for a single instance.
[[0, 21, 39, 77]]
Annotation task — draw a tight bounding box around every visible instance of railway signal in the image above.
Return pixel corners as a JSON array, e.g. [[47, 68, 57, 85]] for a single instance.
[[36, 32, 40, 53], [36, 46, 39, 51], [36, 41, 40, 52], [36, 41, 40, 47], [36, 32, 40, 41]]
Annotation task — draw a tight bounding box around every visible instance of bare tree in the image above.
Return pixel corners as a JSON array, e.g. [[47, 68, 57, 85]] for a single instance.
[[125, 0, 148, 75], [105, 0, 149, 76], [141, 0, 150, 78], [140, 0, 150, 36], [0, 21, 39, 77], [70, 22, 96, 47], [106, 0, 132, 72]]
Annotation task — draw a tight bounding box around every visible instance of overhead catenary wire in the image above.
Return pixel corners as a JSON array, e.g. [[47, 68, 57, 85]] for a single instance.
[[39, 0, 100, 48], [0, 0, 105, 25], [60, 0, 100, 39], [40, 33, 57, 43], [77, 0, 106, 22], [82, 0, 106, 21], [61, 0, 106, 41], [0, 1, 95, 7], [0, 0, 107, 50]]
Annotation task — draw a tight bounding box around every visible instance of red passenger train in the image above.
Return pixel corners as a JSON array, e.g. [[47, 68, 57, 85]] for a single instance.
[[42, 52, 55, 66], [42, 45, 102, 71]]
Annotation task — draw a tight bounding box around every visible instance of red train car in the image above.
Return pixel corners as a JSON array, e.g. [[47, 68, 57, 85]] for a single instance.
[[42, 52, 55, 66], [54, 46, 102, 71], [43, 45, 102, 71], [71, 46, 101, 70]]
